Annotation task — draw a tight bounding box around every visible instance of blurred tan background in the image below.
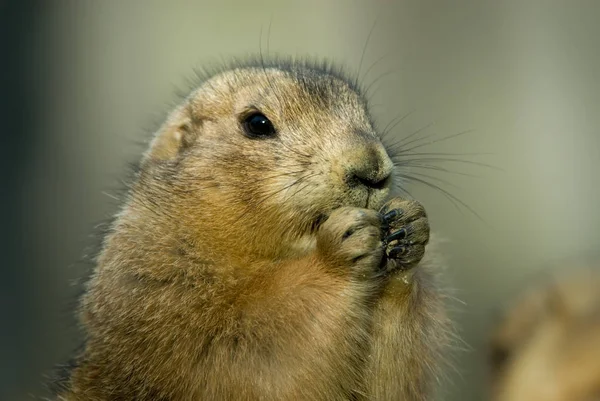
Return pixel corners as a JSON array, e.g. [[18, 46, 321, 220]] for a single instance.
[[4, 0, 600, 400]]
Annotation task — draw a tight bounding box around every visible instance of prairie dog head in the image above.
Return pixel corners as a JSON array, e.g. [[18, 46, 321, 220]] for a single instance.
[[130, 61, 395, 261]]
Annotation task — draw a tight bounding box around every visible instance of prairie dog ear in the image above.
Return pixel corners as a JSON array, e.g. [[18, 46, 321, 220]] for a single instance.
[[144, 103, 198, 163]]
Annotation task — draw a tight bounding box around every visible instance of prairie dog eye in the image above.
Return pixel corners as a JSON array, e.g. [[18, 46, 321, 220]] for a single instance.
[[242, 113, 277, 138]]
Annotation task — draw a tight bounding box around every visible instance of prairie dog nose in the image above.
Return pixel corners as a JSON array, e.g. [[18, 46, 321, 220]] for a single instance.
[[346, 141, 393, 190]]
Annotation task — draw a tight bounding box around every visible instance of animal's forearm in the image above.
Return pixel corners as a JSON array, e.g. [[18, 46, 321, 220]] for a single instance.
[[366, 267, 448, 401]]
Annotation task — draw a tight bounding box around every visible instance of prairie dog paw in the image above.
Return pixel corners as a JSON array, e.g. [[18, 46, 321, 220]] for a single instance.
[[380, 198, 430, 272], [317, 207, 384, 274]]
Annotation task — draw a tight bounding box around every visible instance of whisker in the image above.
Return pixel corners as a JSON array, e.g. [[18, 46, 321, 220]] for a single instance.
[[172, 169, 311, 194], [388, 131, 439, 153], [245, 169, 308, 185], [395, 129, 477, 154], [230, 201, 256, 229], [402, 175, 463, 214], [394, 162, 481, 178], [395, 151, 492, 157], [400, 171, 462, 190], [400, 174, 485, 222], [273, 162, 313, 169], [266, 15, 273, 56], [355, 16, 380, 89], [393, 157, 501, 170], [380, 109, 416, 142], [258, 25, 285, 113], [277, 139, 313, 160], [391, 183, 415, 200], [229, 173, 308, 228], [101, 191, 121, 201], [287, 173, 319, 201], [255, 173, 313, 206], [170, 182, 223, 194], [364, 69, 398, 98], [385, 122, 435, 155], [361, 52, 390, 89]]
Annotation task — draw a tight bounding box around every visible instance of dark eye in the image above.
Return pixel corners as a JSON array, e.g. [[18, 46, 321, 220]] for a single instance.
[[242, 113, 276, 138]]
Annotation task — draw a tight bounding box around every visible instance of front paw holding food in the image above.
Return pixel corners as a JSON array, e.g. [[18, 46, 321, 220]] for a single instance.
[[379, 198, 430, 273]]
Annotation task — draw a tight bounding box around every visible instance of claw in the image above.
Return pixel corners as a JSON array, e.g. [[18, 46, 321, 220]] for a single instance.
[[388, 245, 407, 259], [382, 209, 402, 224], [386, 227, 407, 243], [381, 209, 404, 229]]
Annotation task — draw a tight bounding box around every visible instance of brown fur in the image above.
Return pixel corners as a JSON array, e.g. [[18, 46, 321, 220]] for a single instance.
[[56, 61, 450, 400], [490, 264, 600, 401]]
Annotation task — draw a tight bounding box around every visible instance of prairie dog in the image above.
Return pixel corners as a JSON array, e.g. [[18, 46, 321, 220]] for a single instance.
[[490, 265, 600, 401], [54, 59, 450, 400]]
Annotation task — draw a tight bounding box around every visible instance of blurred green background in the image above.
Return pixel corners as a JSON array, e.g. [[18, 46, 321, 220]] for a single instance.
[[3, 1, 600, 400]]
